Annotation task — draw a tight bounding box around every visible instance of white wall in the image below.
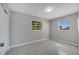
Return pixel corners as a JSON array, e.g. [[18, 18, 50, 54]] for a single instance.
[[78, 14, 79, 46], [0, 4, 9, 54], [50, 13, 78, 45], [10, 11, 49, 46]]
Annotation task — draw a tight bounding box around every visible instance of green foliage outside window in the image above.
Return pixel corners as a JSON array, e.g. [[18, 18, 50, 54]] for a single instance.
[[32, 21, 42, 31]]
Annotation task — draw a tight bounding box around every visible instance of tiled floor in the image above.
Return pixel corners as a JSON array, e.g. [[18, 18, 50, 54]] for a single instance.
[[6, 39, 79, 55]]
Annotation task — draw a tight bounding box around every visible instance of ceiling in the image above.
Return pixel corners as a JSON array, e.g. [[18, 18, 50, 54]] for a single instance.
[[7, 3, 78, 20]]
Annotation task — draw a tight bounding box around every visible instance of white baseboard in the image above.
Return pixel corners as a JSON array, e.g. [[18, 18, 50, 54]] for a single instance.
[[57, 39, 77, 46], [10, 38, 49, 48], [51, 37, 78, 47]]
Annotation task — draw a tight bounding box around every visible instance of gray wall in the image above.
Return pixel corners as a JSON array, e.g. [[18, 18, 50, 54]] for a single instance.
[[10, 11, 49, 46], [50, 13, 78, 45]]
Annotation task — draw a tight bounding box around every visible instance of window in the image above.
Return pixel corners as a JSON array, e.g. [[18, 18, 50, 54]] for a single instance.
[[32, 21, 42, 31], [58, 20, 69, 31]]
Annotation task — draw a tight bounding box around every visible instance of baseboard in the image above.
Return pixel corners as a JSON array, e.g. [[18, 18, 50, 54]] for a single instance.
[[10, 38, 49, 49], [57, 39, 77, 46], [51, 37, 78, 47]]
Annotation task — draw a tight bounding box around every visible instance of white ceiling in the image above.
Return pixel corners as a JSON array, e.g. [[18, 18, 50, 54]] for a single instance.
[[7, 3, 78, 20]]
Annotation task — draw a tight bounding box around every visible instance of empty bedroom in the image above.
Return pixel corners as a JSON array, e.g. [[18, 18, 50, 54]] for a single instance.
[[0, 3, 79, 55]]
